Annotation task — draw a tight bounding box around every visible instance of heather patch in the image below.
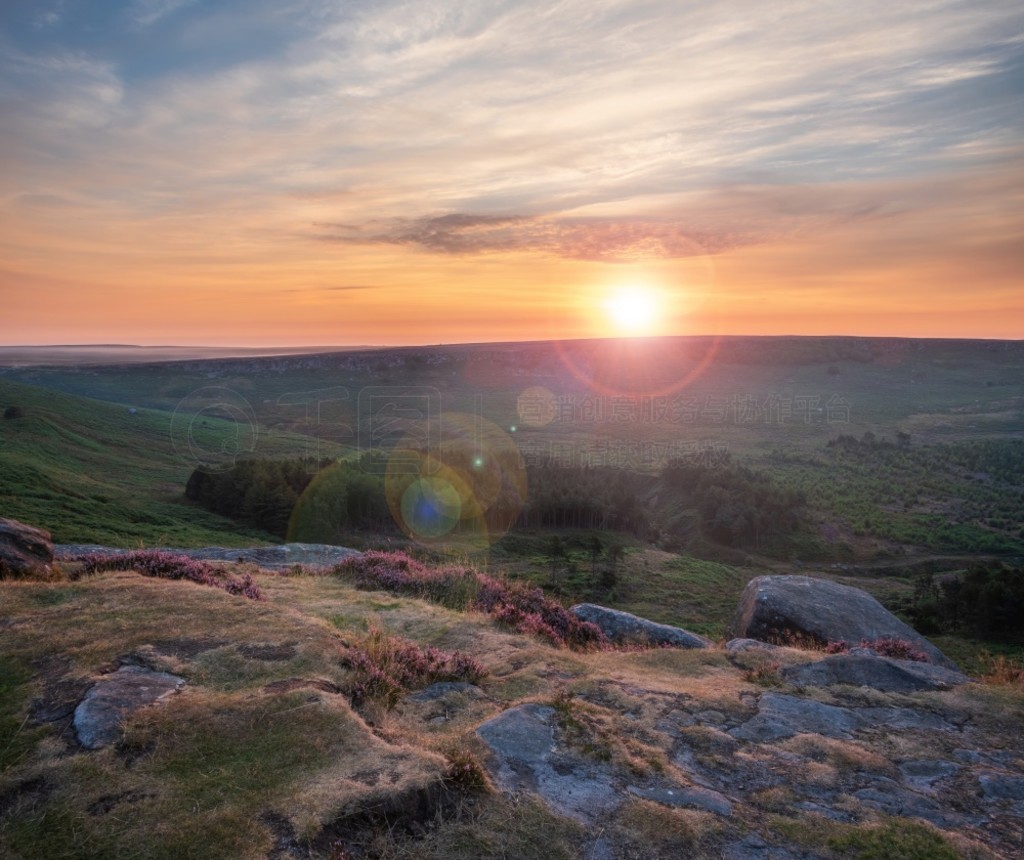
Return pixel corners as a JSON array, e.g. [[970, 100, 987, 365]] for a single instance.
[[344, 623, 486, 709], [72, 550, 265, 600], [334, 551, 606, 650]]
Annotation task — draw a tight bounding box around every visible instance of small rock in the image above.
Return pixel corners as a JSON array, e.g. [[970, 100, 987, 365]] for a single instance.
[[73, 666, 185, 750], [569, 604, 710, 648]]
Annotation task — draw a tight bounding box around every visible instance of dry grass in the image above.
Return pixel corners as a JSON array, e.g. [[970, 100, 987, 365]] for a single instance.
[[782, 735, 897, 777], [979, 652, 1024, 686]]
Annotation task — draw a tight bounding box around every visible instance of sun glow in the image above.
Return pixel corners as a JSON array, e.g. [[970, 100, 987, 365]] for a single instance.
[[603, 285, 662, 336]]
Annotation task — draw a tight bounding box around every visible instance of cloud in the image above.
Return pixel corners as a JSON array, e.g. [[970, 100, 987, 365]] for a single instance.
[[313, 183, 895, 262], [130, 0, 198, 28]]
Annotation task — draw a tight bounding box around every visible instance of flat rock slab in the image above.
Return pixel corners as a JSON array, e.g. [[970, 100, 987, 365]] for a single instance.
[[783, 654, 970, 693], [74, 666, 185, 749], [475, 704, 620, 823], [730, 693, 861, 741], [569, 604, 710, 648], [899, 759, 960, 793], [852, 776, 960, 827], [978, 772, 1024, 801], [729, 693, 955, 743]]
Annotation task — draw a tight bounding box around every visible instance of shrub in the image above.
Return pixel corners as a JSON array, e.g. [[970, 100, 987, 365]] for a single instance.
[[979, 652, 1024, 685], [73, 550, 265, 600], [859, 637, 928, 662], [812, 637, 928, 662], [742, 658, 782, 686], [443, 747, 489, 791], [344, 623, 486, 709], [334, 551, 608, 650], [3, 405, 24, 420]]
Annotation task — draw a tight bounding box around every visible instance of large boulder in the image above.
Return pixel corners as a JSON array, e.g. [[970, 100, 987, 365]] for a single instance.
[[569, 604, 711, 648], [0, 516, 54, 579], [732, 575, 955, 669]]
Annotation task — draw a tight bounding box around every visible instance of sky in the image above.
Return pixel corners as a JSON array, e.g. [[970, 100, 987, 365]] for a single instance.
[[1, 0, 1022, 346]]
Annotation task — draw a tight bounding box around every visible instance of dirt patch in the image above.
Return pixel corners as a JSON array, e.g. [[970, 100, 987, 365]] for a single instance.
[[260, 810, 304, 860], [312, 780, 462, 856]]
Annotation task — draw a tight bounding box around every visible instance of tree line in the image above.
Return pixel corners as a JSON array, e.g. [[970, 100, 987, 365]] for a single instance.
[[186, 449, 808, 550], [904, 562, 1024, 642]]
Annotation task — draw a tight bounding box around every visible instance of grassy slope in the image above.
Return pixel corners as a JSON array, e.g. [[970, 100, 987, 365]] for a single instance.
[[0, 378, 342, 546]]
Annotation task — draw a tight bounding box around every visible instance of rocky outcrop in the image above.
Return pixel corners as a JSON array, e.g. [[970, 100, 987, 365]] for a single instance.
[[74, 666, 185, 749], [0, 516, 53, 578], [732, 575, 955, 668], [569, 604, 711, 648], [55, 542, 360, 570], [782, 653, 970, 693]]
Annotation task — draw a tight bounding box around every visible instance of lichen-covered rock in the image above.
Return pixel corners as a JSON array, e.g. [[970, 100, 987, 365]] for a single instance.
[[0, 516, 53, 579], [569, 604, 710, 648], [731, 575, 955, 668]]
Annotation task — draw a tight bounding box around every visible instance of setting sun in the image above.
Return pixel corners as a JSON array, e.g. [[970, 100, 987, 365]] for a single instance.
[[604, 285, 662, 336]]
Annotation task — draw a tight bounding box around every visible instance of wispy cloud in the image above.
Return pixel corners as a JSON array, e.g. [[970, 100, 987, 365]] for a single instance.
[[130, 0, 197, 28]]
